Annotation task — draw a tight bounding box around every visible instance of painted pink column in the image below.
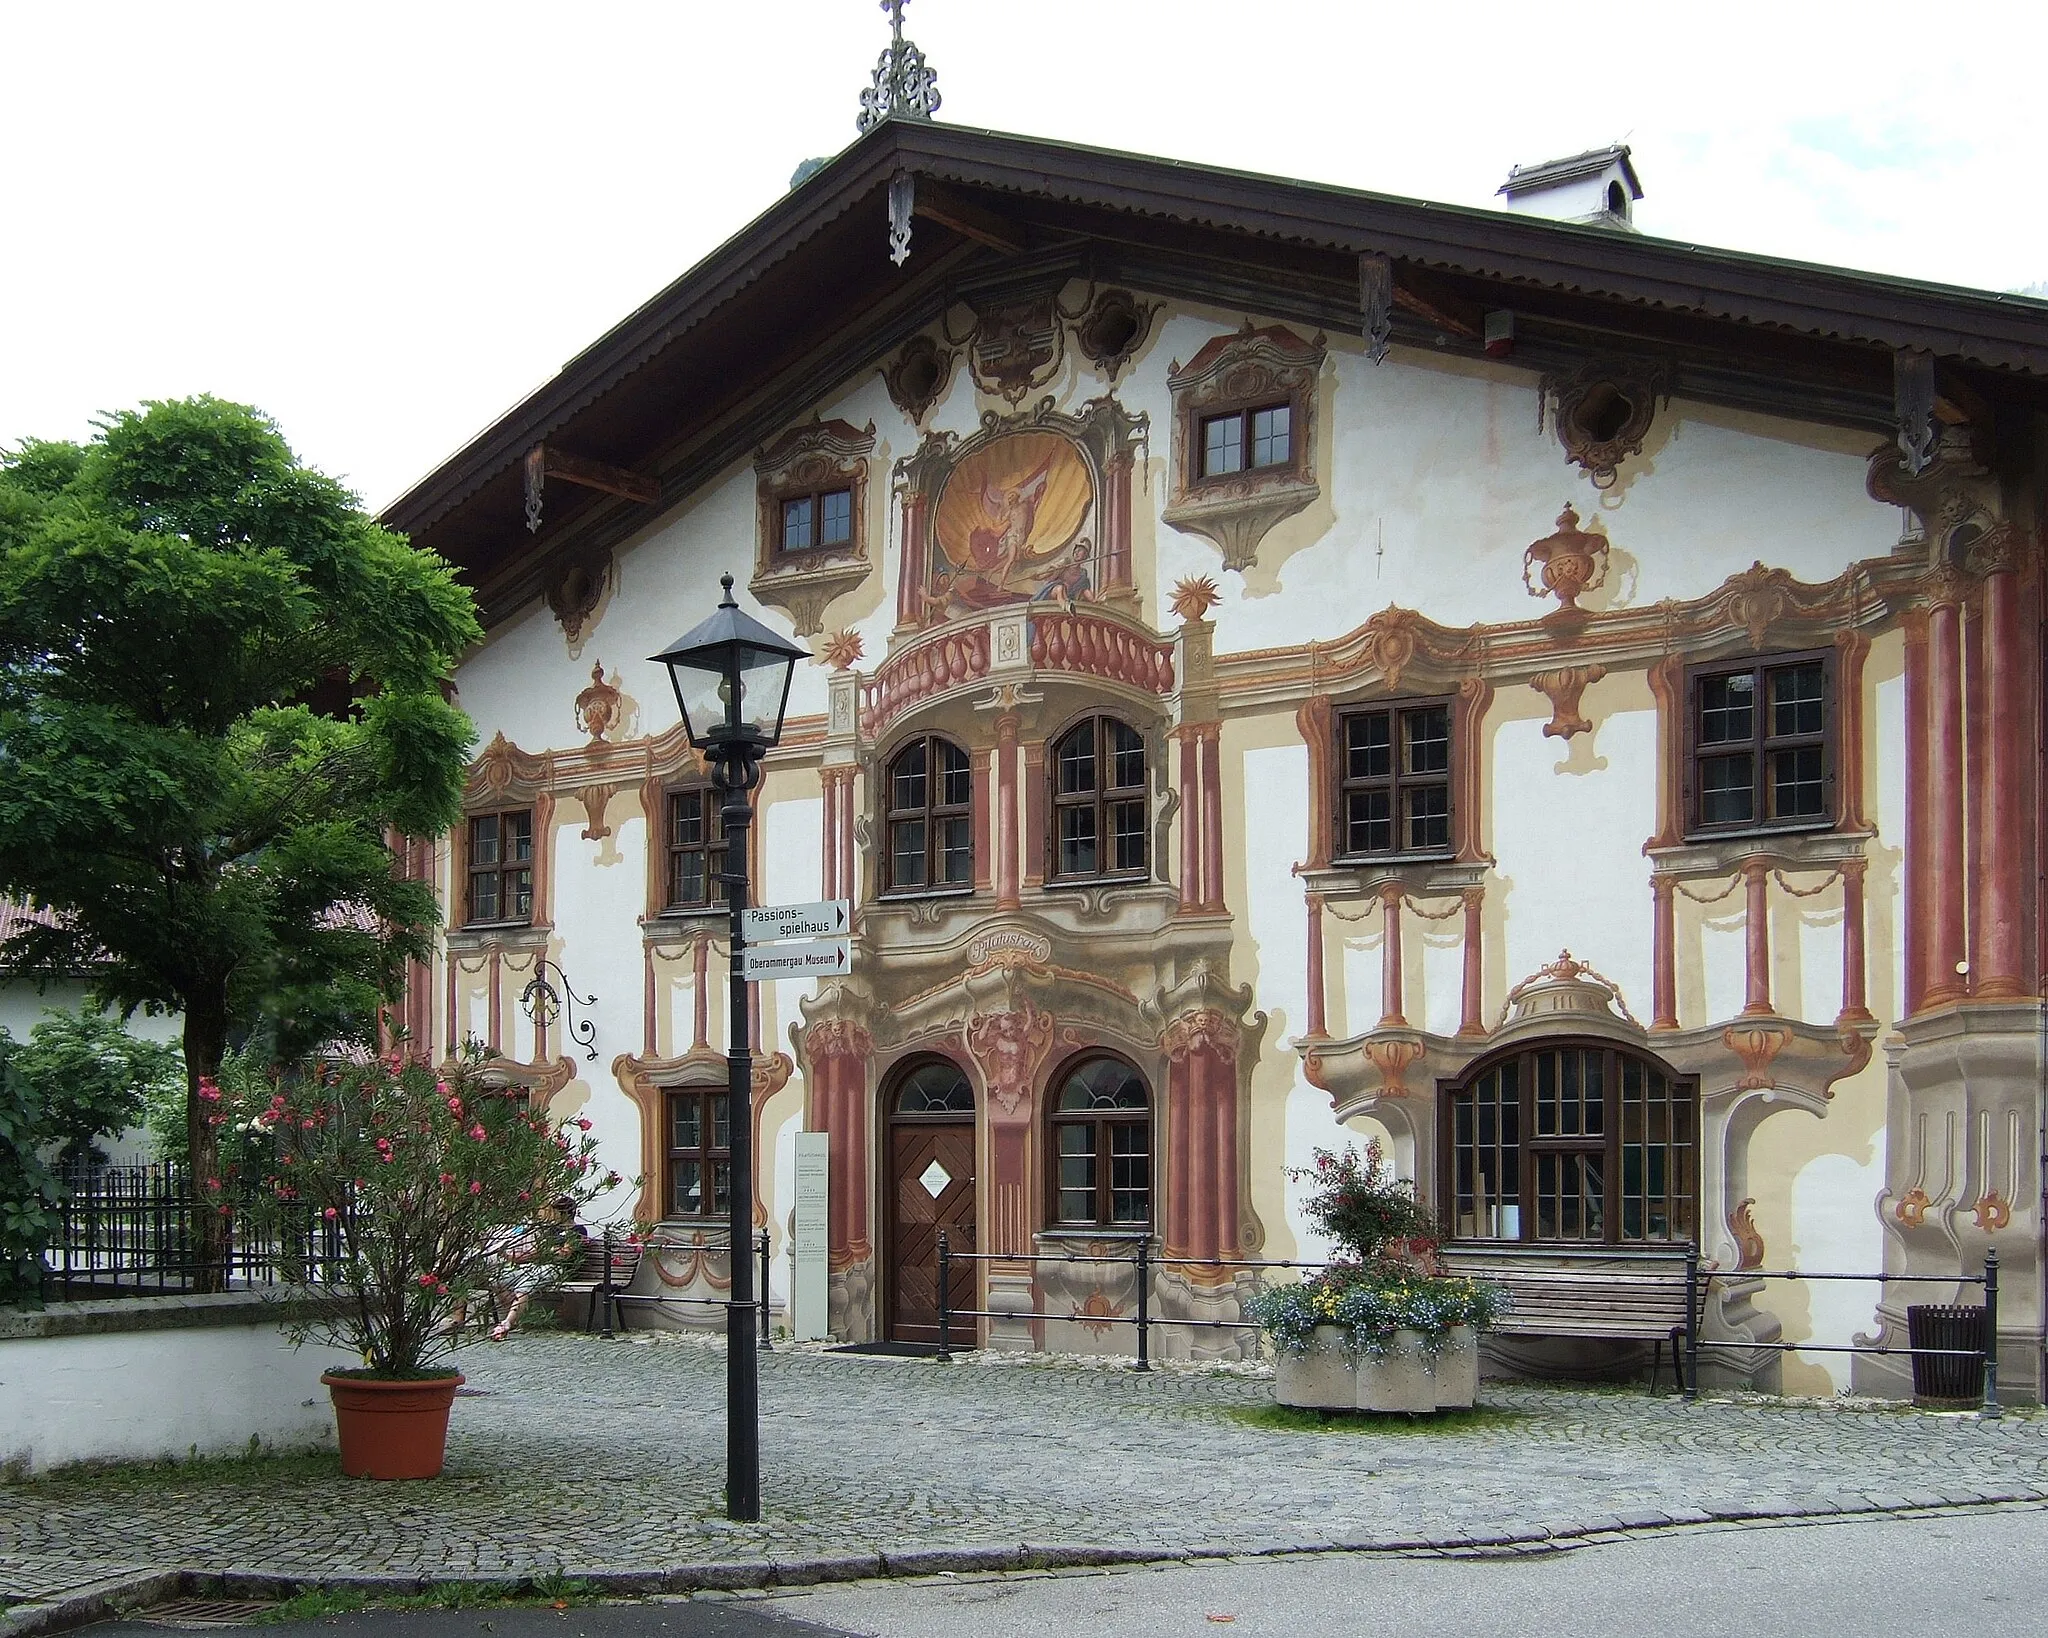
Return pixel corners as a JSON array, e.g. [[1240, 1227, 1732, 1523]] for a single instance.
[[1199, 725, 1225, 912], [1378, 884, 1407, 1028], [692, 934, 711, 1051], [1901, 612, 1930, 1014], [1978, 556, 2029, 996], [1650, 875, 1679, 1031], [1304, 894, 1328, 1040], [1177, 729, 1201, 912], [1741, 857, 1773, 1016], [820, 769, 840, 900], [1184, 1052, 1215, 1263], [1926, 591, 1968, 1003], [1164, 1050, 1193, 1258], [995, 713, 1020, 909], [837, 769, 856, 911], [1458, 886, 1486, 1037], [1838, 855, 1874, 1024]]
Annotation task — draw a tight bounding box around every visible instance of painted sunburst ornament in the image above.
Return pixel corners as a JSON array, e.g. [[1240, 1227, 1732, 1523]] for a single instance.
[[820, 629, 866, 671], [1169, 575, 1222, 622]]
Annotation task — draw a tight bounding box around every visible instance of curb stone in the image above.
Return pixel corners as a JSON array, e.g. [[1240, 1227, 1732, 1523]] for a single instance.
[[8, 1496, 2048, 1638]]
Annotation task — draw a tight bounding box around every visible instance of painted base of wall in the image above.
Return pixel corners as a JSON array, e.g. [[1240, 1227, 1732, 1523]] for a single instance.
[[0, 1294, 356, 1475]]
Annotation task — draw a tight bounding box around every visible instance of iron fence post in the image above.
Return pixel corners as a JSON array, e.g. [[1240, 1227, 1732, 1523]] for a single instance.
[[1983, 1247, 2002, 1418], [598, 1223, 616, 1339], [1134, 1238, 1152, 1371], [937, 1230, 953, 1362], [759, 1229, 773, 1349], [1683, 1242, 1700, 1403]]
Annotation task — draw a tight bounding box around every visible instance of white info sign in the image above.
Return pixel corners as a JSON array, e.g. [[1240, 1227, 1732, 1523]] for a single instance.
[[740, 937, 851, 982], [791, 1132, 830, 1340], [742, 899, 849, 944]]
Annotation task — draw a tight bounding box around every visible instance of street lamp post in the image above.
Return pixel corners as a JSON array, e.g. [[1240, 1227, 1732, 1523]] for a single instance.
[[651, 574, 807, 1523]]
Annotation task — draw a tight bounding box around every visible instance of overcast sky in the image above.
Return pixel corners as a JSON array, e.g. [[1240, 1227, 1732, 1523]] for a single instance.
[[4, 0, 2042, 515]]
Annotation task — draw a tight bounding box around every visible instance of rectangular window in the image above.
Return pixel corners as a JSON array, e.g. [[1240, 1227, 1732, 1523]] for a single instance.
[[665, 1088, 731, 1219], [780, 487, 853, 554], [1687, 653, 1833, 836], [466, 810, 534, 925], [1337, 699, 1453, 859], [1198, 404, 1291, 480], [666, 789, 722, 911]]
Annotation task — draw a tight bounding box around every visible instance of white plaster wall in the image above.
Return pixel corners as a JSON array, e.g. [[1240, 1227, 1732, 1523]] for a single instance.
[[1789, 1143, 1888, 1392], [1872, 662, 1908, 1023], [0, 1325, 355, 1473]]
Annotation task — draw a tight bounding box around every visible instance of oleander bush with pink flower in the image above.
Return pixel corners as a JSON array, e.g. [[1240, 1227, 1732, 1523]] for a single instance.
[[219, 1046, 623, 1377]]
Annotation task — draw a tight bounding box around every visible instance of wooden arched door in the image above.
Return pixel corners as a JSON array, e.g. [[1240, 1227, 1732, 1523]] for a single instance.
[[885, 1059, 977, 1345]]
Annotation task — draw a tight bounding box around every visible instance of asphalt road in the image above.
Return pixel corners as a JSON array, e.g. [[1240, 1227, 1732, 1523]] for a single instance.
[[89, 1505, 2048, 1638]]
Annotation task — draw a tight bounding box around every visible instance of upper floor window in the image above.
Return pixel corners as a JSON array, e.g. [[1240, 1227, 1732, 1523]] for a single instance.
[[1686, 652, 1833, 837], [1337, 698, 1452, 859], [664, 1086, 730, 1219], [1443, 1041, 1696, 1246], [886, 735, 972, 893], [466, 810, 533, 925], [1051, 716, 1147, 882], [666, 788, 724, 911], [780, 487, 854, 554], [1199, 404, 1291, 479], [1048, 1058, 1151, 1229]]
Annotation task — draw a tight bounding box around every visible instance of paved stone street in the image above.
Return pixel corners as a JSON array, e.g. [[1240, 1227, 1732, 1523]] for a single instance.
[[6, 1332, 2048, 1618]]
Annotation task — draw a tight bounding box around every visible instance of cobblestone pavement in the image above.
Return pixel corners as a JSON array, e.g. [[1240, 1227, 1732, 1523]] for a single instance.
[[5, 1332, 2048, 1611]]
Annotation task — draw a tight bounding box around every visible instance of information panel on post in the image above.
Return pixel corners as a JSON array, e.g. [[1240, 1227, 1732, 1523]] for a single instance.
[[741, 899, 850, 945], [740, 936, 852, 983]]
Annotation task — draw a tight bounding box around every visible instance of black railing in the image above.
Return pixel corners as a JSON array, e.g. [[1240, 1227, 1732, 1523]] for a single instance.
[[597, 1227, 775, 1344], [42, 1162, 344, 1300]]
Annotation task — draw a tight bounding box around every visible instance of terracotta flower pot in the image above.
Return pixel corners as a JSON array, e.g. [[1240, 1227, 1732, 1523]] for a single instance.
[[322, 1371, 464, 1479]]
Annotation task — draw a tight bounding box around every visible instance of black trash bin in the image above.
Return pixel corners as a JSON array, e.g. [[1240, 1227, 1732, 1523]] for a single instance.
[[1906, 1304, 1987, 1408]]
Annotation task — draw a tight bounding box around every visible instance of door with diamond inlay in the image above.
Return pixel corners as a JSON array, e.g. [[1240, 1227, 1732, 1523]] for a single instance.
[[885, 1061, 977, 1345]]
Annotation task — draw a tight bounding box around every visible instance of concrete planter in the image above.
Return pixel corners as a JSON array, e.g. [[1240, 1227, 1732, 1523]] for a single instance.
[[1273, 1323, 1481, 1414]]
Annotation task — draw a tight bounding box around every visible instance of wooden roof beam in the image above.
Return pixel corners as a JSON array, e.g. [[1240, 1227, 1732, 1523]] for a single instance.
[[913, 181, 1027, 255]]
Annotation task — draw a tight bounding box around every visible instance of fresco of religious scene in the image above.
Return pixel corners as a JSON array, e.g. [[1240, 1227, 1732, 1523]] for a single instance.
[[929, 430, 1099, 615]]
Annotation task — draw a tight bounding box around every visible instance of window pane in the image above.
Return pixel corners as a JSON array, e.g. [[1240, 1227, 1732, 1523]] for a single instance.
[[710, 1160, 731, 1215], [891, 818, 928, 888], [940, 816, 972, 884], [1700, 754, 1754, 824], [672, 851, 705, 907], [505, 811, 533, 863], [1201, 412, 1244, 477], [782, 496, 814, 551], [1057, 1122, 1095, 1221], [1057, 728, 1096, 795], [1403, 784, 1449, 852], [1110, 798, 1147, 873], [1060, 1060, 1148, 1109], [671, 1158, 702, 1216], [1058, 807, 1097, 877], [1769, 662, 1824, 737], [1582, 1050, 1605, 1136], [1110, 1123, 1149, 1223], [938, 740, 972, 806], [1698, 673, 1754, 745], [471, 814, 500, 866], [1249, 405, 1290, 468], [469, 875, 500, 923], [710, 1095, 730, 1151], [1346, 789, 1391, 854], [1769, 746, 1825, 819], [1345, 712, 1391, 780], [671, 1097, 700, 1151], [508, 868, 533, 921], [819, 488, 853, 546], [672, 791, 703, 844], [891, 741, 927, 813], [1403, 706, 1450, 775], [896, 1062, 975, 1114], [1107, 720, 1145, 791]]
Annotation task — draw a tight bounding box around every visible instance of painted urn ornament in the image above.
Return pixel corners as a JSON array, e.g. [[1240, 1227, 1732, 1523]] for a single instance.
[[1522, 504, 1610, 613]]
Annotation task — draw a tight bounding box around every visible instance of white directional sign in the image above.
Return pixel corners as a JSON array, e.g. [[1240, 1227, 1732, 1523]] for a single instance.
[[741, 899, 850, 944], [740, 936, 852, 982]]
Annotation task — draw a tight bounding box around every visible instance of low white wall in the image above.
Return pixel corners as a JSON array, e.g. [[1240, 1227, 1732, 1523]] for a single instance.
[[0, 1293, 357, 1474]]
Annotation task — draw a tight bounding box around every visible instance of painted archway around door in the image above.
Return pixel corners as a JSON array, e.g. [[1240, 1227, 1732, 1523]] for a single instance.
[[883, 1057, 978, 1345]]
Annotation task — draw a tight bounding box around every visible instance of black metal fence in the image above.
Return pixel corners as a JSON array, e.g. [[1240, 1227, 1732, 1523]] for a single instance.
[[592, 1225, 775, 1346], [41, 1162, 343, 1300]]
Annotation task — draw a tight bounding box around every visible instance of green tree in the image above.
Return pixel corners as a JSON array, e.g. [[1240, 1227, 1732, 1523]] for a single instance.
[[0, 398, 480, 1289]]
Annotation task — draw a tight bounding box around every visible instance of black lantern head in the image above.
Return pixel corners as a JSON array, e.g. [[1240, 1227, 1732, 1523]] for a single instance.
[[650, 574, 809, 749]]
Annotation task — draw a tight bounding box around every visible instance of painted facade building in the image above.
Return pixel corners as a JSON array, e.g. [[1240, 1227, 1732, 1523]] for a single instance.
[[382, 111, 2048, 1396]]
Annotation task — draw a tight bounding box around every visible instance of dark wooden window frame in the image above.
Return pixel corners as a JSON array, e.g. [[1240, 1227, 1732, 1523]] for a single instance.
[[1334, 694, 1456, 862], [663, 785, 725, 913], [1047, 715, 1149, 884], [1196, 401, 1293, 481], [1682, 647, 1837, 840], [464, 808, 534, 927], [662, 1083, 731, 1221], [1437, 1040, 1698, 1248], [882, 734, 974, 896], [775, 484, 856, 557], [1045, 1056, 1153, 1230]]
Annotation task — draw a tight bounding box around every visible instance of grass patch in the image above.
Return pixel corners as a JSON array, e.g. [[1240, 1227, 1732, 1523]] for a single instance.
[[8, 1441, 341, 1489], [1226, 1402, 1531, 1436], [260, 1578, 603, 1622]]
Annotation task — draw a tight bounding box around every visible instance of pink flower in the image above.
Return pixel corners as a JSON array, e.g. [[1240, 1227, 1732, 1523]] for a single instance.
[[469, 1181, 482, 1195], [323, 1207, 339, 1220], [440, 1171, 455, 1186], [575, 1118, 592, 1131], [446, 1096, 464, 1116], [197, 1079, 221, 1103], [205, 1178, 221, 1191], [417, 1272, 438, 1288], [469, 1124, 487, 1141]]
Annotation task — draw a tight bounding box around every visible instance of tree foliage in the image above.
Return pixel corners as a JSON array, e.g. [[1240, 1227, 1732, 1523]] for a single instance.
[[0, 398, 481, 1283]]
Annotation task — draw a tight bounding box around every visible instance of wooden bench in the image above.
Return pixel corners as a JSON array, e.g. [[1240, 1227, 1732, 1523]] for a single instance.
[[557, 1238, 644, 1333], [1437, 1247, 1705, 1394]]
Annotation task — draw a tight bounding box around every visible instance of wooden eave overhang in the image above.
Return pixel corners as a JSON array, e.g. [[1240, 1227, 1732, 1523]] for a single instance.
[[383, 120, 2048, 631]]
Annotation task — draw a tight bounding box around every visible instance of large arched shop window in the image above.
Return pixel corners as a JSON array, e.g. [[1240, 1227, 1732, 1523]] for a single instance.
[[1047, 1057, 1151, 1228], [1050, 716, 1147, 881], [1443, 1040, 1696, 1245], [885, 735, 972, 892]]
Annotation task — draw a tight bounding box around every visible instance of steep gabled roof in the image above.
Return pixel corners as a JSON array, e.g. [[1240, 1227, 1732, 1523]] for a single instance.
[[383, 119, 2048, 627]]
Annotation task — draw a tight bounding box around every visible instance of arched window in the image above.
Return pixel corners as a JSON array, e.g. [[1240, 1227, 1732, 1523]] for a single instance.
[[1050, 716, 1147, 881], [1606, 180, 1628, 215], [885, 736, 973, 892], [1443, 1041, 1696, 1245], [1047, 1057, 1150, 1228], [894, 1059, 975, 1115]]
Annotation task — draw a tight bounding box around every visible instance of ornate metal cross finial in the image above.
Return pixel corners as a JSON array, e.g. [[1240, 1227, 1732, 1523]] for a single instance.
[[858, 0, 941, 133]]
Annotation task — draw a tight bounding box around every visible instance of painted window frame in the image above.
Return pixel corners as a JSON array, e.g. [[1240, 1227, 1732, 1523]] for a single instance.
[[1333, 695, 1457, 862], [1045, 1056, 1153, 1230], [1196, 402, 1293, 481], [777, 485, 856, 556], [464, 808, 535, 927], [1047, 715, 1149, 884], [882, 734, 974, 895], [662, 1084, 731, 1221], [1682, 648, 1837, 841], [664, 785, 725, 913]]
